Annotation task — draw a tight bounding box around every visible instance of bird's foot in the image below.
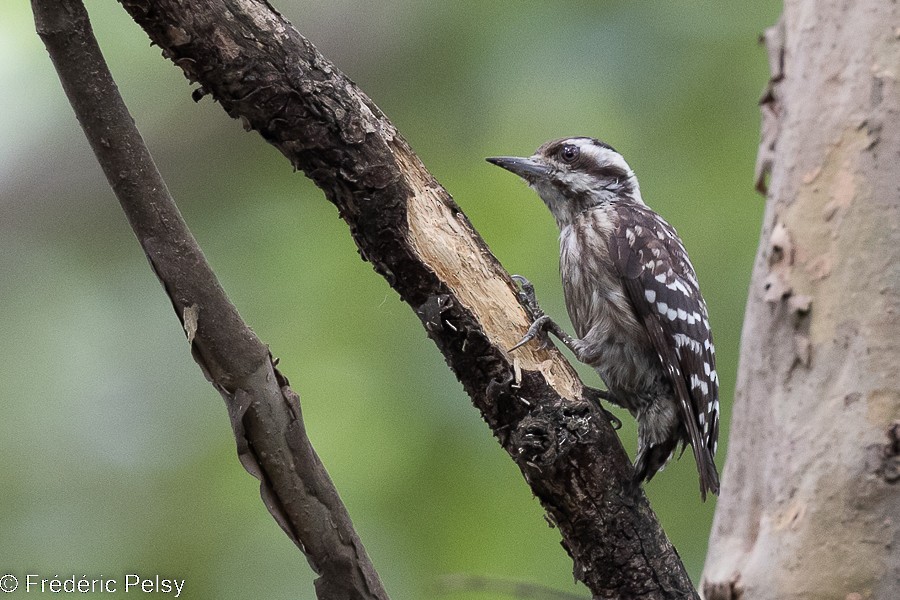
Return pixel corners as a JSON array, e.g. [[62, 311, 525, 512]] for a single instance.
[[581, 386, 623, 430], [510, 274, 581, 356], [512, 274, 545, 319], [510, 314, 554, 352], [510, 275, 554, 351]]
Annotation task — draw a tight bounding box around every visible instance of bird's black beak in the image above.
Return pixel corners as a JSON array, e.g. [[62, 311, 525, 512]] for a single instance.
[[486, 156, 550, 180]]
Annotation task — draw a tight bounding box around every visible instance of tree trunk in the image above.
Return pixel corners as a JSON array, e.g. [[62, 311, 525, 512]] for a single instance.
[[702, 2, 900, 599]]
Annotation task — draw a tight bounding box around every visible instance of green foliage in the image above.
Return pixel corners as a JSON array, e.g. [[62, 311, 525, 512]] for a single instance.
[[0, 1, 779, 597]]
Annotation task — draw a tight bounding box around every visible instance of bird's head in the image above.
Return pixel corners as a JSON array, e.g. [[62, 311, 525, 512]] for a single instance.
[[487, 137, 643, 227]]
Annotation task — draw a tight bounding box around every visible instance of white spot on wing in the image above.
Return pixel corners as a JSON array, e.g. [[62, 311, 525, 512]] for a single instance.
[[690, 375, 709, 395], [645, 289, 656, 303], [672, 333, 702, 354]]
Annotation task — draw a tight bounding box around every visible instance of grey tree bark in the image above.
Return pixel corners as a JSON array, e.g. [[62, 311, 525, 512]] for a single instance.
[[701, 2, 900, 599]]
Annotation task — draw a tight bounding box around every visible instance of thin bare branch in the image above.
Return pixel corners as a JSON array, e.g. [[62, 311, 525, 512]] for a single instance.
[[32, 1, 388, 599]]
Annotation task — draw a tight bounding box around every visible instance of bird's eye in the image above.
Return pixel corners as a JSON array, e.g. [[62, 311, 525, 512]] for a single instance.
[[560, 144, 579, 163]]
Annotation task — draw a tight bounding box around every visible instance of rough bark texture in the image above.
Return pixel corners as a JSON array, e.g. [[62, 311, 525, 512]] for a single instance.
[[106, 1, 701, 598], [702, 2, 900, 599]]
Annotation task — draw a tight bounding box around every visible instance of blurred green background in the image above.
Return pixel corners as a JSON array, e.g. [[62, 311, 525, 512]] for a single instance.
[[1, 1, 778, 598]]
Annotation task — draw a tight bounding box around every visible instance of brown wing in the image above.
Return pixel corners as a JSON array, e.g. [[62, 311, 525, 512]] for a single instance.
[[611, 204, 720, 498]]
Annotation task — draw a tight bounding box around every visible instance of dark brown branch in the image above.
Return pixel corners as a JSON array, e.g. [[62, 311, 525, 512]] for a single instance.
[[32, 2, 388, 599], [124, 0, 698, 597], [37, 0, 700, 595]]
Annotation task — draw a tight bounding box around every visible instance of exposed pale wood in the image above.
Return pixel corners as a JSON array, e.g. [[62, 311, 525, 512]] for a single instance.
[[108, 0, 700, 597]]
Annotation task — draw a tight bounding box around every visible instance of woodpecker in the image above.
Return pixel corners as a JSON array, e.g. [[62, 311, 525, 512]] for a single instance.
[[487, 137, 720, 499]]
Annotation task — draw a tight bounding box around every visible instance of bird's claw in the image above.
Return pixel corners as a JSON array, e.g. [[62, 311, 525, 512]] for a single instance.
[[512, 274, 544, 319], [602, 407, 623, 431], [582, 386, 623, 430], [511, 275, 553, 352], [510, 314, 553, 352]]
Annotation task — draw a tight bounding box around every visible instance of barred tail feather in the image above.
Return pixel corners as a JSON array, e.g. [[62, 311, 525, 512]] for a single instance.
[[634, 440, 718, 500], [697, 446, 720, 500]]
